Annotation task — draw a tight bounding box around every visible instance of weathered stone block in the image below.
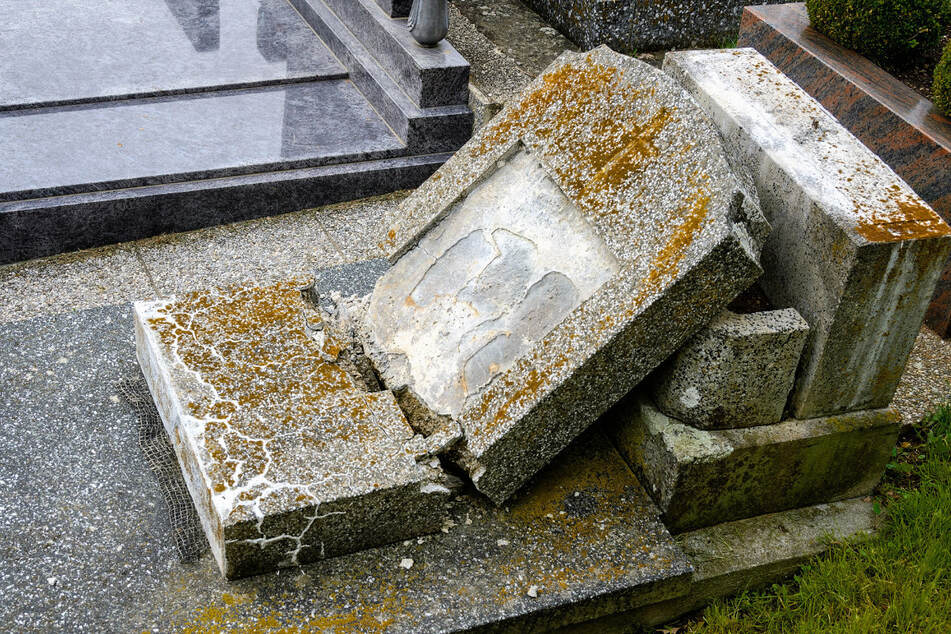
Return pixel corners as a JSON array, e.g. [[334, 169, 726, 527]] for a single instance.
[[737, 3, 951, 338], [607, 395, 900, 533], [362, 47, 768, 504], [651, 308, 809, 428], [521, 0, 790, 52], [134, 281, 452, 579], [665, 48, 951, 418]]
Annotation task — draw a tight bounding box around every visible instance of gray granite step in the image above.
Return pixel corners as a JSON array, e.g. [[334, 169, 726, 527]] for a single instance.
[[0, 0, 347, 110], [319, 0, 470, 108], [290, 0, 473, 152], [0, 0, 472, 265], [1, 81, 406, 202]]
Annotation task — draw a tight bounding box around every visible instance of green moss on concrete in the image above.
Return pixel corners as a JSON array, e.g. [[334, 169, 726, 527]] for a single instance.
[[693, 404, 951, 633], [805, 0, 949, 63], [934, 40, 951, 116]]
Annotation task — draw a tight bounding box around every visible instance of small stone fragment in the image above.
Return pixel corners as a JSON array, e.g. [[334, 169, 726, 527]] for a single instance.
[[400, 558, 414, 570], [651, 308, 809, 428], [527, 585, 539, 598]]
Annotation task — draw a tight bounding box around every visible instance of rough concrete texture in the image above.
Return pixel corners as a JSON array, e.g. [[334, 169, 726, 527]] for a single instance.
[[607, 395, 900, 533], [569, 497, 879, 631], [521, 0, 790, 52], [665, 48, 951, 419], [367, 46, 768, 504], [134, 281, 452, 578], [651, 308, 809, 428], [446, 4, 532, 132], [452, 0, 578, 77]]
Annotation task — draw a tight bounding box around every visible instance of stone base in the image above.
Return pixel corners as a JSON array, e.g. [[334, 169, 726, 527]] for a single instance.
[[168, 429, 695, 630], [737, 2, 951, 338], [606, 395, 900, 533], [1, 300, 883, 630], [566, 498, 880, 631], [664, 47, 951, 417], [134, 281, 454, 578], [521, 0, 790, 52]]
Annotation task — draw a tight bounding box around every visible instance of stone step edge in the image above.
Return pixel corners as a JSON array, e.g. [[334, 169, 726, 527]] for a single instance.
[[288, 0, 471, 152], [322, 0, 470, 109]]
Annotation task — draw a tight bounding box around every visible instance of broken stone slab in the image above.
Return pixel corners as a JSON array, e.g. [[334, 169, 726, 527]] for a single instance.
[[664, 48, 951, 418], [162, 431, 694, 631], [357, 46, 769, 505], [651, 308, 809, 429], [134, 281, 454, 579], [606, 395, 900, 533]]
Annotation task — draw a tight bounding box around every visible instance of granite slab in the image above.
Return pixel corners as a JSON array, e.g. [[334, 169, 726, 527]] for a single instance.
[[520, 0, 789, 53], [1, 81, 404, 201], [0, 0, 472, 264], [737, 2, 951, 338], [134, 281, 454, 578], [0, 153, 449, 265], [0, 0, 346, 110], [365, 47, 768, 504], [665, 48, 951, 418]]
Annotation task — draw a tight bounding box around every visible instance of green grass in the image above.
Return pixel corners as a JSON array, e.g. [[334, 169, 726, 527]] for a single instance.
[[689, 403, 951, 634]]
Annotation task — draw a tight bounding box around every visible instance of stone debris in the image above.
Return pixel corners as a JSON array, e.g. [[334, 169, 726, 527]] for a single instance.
[[651, 308, 809, 428], [364, 46, 768, 504], [664, 48, 951, 418], [607, 395, 901, 533], [134, 281, 453, 579], [400, 558, 414, 569]]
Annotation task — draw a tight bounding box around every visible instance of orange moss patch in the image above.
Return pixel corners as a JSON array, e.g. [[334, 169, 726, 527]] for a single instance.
[[146, 281, 388, 505], [854, 195, 951, 243]]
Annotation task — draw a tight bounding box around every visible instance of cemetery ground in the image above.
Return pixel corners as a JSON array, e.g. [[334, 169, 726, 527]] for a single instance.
[[4, 1, 951, 630], [2, 191, 949, 631]]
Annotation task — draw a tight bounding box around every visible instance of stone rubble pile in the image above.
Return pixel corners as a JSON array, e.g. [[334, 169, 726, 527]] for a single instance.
[[135, 47, 950, 584], [608, 48, 951, 534]]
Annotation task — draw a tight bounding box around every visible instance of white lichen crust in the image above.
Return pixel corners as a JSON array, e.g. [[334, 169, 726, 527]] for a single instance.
[[134, 281, 451, 579]]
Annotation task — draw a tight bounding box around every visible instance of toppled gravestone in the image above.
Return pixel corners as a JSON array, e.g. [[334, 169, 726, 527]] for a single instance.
[[355, 46, 770, 504], [134, 282, 454, 579], [664, 49, 951, 418], [135, 47, 769, 578]]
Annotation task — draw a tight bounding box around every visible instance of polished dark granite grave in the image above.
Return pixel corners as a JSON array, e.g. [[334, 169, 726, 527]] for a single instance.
[[738, 2, 951, 338], [0, 0, 471, 264]]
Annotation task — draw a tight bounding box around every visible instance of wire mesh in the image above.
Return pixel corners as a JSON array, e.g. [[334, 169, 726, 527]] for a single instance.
[[118, 374, 209, 562]]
